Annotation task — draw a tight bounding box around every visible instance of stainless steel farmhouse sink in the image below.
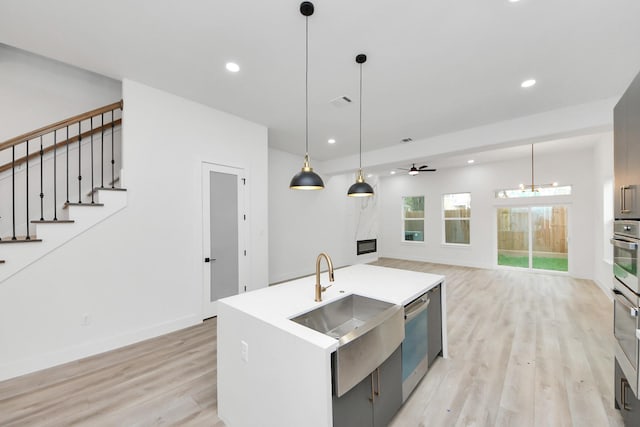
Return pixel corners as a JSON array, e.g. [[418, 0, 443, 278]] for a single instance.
[[291, 294, 405, 397]]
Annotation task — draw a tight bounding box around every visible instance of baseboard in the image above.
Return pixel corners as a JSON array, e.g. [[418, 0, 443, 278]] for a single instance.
[[594, 278, 613, 301], [0, 314, 201, 382], [378, 253, 490, 270]]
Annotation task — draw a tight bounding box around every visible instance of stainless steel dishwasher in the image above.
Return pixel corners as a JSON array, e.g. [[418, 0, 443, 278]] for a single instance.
[[401, 291, 430, 402]]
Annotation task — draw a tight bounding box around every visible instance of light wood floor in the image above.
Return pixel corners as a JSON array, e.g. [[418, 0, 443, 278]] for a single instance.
[[0, 259, 623, 426]]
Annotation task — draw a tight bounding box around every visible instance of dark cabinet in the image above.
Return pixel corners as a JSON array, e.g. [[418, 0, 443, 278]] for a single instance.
[[615, 357, 640, 426], [614, 70, 640, 219], [427, 284, 443, 366], [333, 346, 402, 427]]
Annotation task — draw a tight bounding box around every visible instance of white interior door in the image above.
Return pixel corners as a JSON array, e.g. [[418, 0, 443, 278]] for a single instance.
[[202, 162, 245, 318]]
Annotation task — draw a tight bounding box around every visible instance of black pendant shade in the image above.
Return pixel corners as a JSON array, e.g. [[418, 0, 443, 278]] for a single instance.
[[290, 2, 324, 191], [290, 154, 324, 189], [347, 169, 374, 197], [347, 53, 373, 198]]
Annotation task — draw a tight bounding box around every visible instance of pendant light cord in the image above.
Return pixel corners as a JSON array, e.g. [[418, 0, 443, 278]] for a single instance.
[[531, 144, 534, 191], [359, 62, 363, 170], [305, 16, 309, 155]]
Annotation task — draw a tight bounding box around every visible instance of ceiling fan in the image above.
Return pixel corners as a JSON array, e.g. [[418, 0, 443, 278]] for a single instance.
[[399, 163, 437, 175]]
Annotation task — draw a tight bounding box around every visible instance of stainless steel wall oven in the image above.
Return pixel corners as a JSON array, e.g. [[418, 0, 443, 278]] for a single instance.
[[612, 220, 640, 397], [612, 221, 640, 293]]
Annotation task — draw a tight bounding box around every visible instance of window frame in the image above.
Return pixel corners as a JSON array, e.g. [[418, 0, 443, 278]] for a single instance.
[[401, 195, 425, 243], [442, 192, 471, 246]]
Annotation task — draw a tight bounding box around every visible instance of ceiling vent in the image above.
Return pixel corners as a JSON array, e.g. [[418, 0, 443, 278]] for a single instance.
[[329, 96, 352, 107], [400, 137, 413, 143]]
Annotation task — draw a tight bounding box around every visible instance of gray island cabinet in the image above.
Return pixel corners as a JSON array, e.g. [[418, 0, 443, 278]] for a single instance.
[[428, 284, 443, 366], [332, 346, 402, 427], [217, 264, 447, 427]]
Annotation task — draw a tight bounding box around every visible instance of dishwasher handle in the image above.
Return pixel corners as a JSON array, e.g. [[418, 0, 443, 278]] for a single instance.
[[404, 297, 430, 322]]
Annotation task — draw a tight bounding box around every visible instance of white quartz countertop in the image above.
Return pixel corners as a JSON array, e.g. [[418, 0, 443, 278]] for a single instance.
[[219, 264, 444, 353]]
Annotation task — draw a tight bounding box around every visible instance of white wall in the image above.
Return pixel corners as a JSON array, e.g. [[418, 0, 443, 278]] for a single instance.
[[592, 134, 615, 293], [0, 79, 269, 381], [0, 44, 121, 142], [268, 148, 378, 284], [378, 146, 598, 279]]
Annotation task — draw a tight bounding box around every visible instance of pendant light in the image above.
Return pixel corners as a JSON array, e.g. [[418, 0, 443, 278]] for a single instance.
[[347, 54, 374, 197], [519, 144, 539, 193], [518, 144, 560, 193], [290, 1, 324, 190]]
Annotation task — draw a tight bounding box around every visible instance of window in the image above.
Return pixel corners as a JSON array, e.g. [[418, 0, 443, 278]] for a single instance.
[[495, 185, 572, 198], [403, 196, 424, 242], [443, 193, 471, 245]]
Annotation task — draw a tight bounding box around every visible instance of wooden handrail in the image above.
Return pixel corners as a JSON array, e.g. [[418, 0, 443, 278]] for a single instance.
[[0, 100, 123, 152], [0, 119, 121, 174]]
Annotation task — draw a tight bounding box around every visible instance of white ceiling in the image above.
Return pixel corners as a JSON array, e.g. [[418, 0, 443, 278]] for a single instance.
[[1, 0, 639, 163], [368, 132, 608, 177]]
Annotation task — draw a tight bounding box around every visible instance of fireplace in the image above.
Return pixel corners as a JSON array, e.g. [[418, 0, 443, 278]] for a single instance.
[[357, 239, 377, 255]]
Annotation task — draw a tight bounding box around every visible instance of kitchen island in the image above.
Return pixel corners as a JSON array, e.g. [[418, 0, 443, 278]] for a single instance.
[[217, 263, 446, 427]]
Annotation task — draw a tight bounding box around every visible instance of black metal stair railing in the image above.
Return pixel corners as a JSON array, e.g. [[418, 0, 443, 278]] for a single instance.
[[0, 100, 123, 242]]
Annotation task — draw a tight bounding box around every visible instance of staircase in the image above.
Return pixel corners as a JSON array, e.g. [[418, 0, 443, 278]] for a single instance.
[[0, 101, 125, 281]]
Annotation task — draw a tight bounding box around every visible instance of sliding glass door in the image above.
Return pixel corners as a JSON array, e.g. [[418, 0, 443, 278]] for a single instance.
[[497, 207, 530, 268], [497, 206, 568, 272]]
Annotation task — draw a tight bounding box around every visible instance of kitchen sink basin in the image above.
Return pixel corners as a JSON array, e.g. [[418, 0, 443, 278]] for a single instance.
[[290, 294, 404, 397]]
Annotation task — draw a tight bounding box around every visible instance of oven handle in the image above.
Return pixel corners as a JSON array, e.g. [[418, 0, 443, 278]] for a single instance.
[[404, 297, 430, 323], [611, 238, 638, 250], [613, 289, 639, 317]]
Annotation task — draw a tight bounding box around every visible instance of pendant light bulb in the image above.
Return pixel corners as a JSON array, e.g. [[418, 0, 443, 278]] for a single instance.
[[290, 2, 324, 190], [348, 53, 374, 198]]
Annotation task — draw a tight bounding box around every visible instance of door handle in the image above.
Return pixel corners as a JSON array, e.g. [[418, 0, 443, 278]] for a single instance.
[[375, 368, 380, 396], [621, 186, 632, 214], [204, 258, 217, 263], [369, 373, 375, 402], [622, 377, 631, 411]]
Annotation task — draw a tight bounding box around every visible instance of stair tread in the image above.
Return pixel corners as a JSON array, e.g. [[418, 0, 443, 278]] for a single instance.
[[94, 187, 127, 192], [0, 237, 42, 243], [63, 202, 105, 209], [31, 219, 75, 224]]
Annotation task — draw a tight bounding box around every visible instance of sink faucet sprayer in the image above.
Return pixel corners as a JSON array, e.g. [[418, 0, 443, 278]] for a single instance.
[[315, 252, 335, 302]]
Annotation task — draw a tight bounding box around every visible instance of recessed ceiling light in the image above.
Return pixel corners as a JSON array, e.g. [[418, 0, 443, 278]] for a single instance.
[[390, 171, 396, 175], [552, 182, 559, 187], [225, 62, 240, 73], [467, 159, 475, 164], [508, 0, 521, 3], [367, 174, 373, 178], [521, 79, 536, 88], [328, 138, 336, 144]]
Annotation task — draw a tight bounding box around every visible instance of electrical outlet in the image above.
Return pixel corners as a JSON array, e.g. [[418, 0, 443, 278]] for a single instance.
[[241, 340, 248, 362]]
